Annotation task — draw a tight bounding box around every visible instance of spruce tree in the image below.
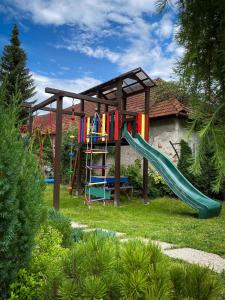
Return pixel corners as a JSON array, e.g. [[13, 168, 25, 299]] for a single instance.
[[0, 24, 35, 120], [43, 131, 54, 167], [177, 140, 194, 184]]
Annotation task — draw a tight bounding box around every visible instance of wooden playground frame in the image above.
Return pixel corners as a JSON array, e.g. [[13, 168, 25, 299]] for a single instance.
[[25, 68, 155, 209]]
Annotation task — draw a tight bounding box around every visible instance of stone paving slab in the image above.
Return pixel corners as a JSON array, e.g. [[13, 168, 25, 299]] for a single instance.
[[71, 221, 88, 229], [164, 248, 225, 273], [82, 228, 97, 232], [82, 227, 125, 237], [153, 240, 175, 250]]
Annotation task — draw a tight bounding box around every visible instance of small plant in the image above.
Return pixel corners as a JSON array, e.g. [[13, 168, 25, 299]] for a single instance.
[[61, 125, 78, 184], [170, 263, 222, 300], [149, 169, 174, 198], [47, 208, 74, 247], [31, 225, 68, 299], [119, 241, 171, 299], [9, 269, 44, 300]]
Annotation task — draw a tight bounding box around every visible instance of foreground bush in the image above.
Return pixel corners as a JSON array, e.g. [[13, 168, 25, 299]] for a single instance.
[[47, 208, 75, 247], [0, 95, 45, 297], [9, 226, 223, 299]]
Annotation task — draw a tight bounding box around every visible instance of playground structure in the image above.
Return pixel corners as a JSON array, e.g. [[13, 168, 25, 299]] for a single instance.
[[25, 67, 221, 218]]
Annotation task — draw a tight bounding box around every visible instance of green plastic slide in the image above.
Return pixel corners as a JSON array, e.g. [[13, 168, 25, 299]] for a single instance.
[[123, 126, 221, 219]]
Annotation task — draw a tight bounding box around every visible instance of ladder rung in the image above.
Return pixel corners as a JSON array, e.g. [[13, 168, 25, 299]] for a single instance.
[[88, 197, 109, 202], [87, 165, 108, 169], [85, 151, 108, 154], [87, 182, 107, 186], [89, 132, 108, 136], [86, 135, 108, 138]]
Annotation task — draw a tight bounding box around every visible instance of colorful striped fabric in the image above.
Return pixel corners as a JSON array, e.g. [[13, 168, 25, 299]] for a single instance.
[[114, 111, 119, 140]]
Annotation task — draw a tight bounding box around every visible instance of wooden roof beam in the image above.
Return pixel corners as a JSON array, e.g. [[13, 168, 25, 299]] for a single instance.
[[121, 110, 137, 116], [40, 106, 84, 116], [45, 87, 118, 106], [32, 94, 61, 112]]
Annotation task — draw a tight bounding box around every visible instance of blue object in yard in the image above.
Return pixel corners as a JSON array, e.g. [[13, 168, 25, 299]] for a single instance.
[[44, 178, 54, 183], [69, 151, 75, 157], [93, 113, 98, 143], [90, 176, 128, 184]]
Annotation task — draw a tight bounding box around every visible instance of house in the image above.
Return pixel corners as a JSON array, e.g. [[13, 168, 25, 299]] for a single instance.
[[30, 81, 195, 165]]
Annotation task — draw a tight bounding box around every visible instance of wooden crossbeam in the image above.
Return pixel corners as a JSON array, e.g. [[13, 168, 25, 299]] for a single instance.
[[121, 110, 137, 116], [40, 106, 84, 116], [32, 94, 61, 112], [45, 87, 118, 106]]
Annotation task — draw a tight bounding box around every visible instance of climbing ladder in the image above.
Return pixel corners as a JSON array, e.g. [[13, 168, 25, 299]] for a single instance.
[[85, 112, 111, 205]]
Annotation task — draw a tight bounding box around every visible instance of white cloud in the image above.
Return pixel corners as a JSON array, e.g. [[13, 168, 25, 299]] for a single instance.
[[31, 72, 101, 110], [62, 43, 121, 64], [57, 10, 179, 79], [4, 0, 182, 79], [4, 0, 156, 27], [156, 14, 174, 39], [59, 66, 71, 71]]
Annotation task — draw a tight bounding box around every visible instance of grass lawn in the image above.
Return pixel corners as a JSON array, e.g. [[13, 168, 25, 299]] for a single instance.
[[44, 186, 225, 258]]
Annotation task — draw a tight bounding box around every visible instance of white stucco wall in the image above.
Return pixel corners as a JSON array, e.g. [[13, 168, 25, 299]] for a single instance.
[[106, 117, 197, 168]]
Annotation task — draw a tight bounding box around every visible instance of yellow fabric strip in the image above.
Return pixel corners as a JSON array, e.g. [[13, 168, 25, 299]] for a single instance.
[[86, 117, 90, 142], [101, 113, 106, 141], [141, 113, 145, 138]]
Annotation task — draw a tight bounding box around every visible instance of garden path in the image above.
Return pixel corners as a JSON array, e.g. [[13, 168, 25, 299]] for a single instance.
[[71, 221, 225, 273]]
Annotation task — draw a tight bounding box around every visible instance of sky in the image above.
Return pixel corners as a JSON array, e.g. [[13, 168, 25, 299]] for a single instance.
[[0, 0, 183, 108]]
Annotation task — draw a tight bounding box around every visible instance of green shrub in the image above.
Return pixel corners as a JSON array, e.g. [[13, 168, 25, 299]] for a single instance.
[[177, 139, 194, 183], [221, 271, 225, 299], [109, 159, 174, 198], [119, 241, 171, 299], [125, 160, 143, 190], [149, 169, 174, 198], [170, 263, 222, 300], [71, 227, 84, 242], [178, 139, 225, 200], [8, 228, 224, 299], [31, 225, 67, 299], [60, 234, 120, 299], [47, 208, 74, 247], [61, 126, 78, 184], [0, 92, 45, 297], [9, 269, 44, 300], [9, 225, 68, 300]]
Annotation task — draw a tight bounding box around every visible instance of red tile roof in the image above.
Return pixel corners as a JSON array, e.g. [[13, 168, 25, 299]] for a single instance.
[[28, 93, 188, 134], [150, 97, 188, 118], [31, 112, 76, 134]]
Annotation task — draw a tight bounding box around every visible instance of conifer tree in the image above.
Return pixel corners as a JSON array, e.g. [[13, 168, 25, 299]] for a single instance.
[[0, 83, 44, 298], [0, 24, 35, 120], [177, 140, 194, 184], [157, 0, 225, 192]]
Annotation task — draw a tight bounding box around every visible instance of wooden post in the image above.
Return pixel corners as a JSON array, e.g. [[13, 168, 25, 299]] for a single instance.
[[53, 96, 63, 210], [76, 100, 84, 195], [143, 88, 150, 203], [97, 94, 101, 114], [114, 78, 122, 207]]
